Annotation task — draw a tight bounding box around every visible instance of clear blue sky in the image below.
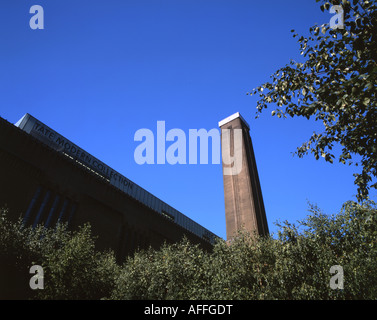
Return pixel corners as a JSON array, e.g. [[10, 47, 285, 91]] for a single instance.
[[0, 0, 365, 240]]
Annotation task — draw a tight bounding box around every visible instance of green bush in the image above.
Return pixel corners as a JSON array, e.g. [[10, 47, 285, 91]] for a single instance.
[[0, 207, 119, 300], [112, 200, 377, 300], [1, 200, 376, 300]]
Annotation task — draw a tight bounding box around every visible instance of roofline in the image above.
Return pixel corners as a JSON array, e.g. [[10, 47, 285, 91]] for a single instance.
[[218, 112, 250, 129]]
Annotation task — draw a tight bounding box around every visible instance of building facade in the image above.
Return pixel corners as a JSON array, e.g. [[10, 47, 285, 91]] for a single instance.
[[0, 114, 217, 262]]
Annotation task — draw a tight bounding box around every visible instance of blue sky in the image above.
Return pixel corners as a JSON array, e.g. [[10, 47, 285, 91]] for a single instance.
[[0, 0, 365, 240]]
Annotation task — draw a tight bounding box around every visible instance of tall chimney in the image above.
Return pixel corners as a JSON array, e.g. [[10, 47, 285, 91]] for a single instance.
[[219, 112, 269, 240]]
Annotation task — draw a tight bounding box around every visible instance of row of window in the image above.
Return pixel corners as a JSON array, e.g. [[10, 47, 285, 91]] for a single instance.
[[22, 186, 77, 229]]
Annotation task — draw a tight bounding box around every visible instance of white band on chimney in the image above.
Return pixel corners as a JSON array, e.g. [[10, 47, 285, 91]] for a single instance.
[[218, 112, 250, 129]]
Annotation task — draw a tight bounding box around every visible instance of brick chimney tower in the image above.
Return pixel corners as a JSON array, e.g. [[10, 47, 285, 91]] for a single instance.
[[219, 112, 269, 240]]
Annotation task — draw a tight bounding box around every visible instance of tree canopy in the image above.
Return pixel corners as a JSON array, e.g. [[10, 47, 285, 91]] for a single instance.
[[248, 0, 377, 201], [1, 202, 377, 300]]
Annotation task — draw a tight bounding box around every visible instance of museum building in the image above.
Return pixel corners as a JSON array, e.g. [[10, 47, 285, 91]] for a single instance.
[[0, 114, 218, 262]]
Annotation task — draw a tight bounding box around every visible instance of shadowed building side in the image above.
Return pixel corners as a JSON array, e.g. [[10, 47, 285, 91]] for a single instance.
[[0, 115, 218, 263], [219, 112, 269, 240]]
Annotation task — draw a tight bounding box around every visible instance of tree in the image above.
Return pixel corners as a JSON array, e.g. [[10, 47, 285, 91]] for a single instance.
[[0, 207, 119, 300], [111, 201, 377, 300], [110, 238, 210, 300], [248, 0, 377, 201], [1, 203, 377, 300], [36, 224, 120, 300]]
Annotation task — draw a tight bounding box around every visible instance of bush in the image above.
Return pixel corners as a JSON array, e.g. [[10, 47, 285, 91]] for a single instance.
[[112, 200, 377, 300], [0, 207, 119, 300], [1, 200, 376, 300]]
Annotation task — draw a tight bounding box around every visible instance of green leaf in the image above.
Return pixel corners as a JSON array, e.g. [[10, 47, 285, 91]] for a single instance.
[[363, 97, 370, 106], [248, 0, 377, 201]]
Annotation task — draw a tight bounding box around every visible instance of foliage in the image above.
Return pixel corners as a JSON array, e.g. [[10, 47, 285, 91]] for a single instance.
[[36, 224, 120, 300], [112, 200, 377, 300], [0, 207, 119, 300], [110, 239, 208, 300], [1, 200, 376, 300], [248, 0, 377, 201]]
